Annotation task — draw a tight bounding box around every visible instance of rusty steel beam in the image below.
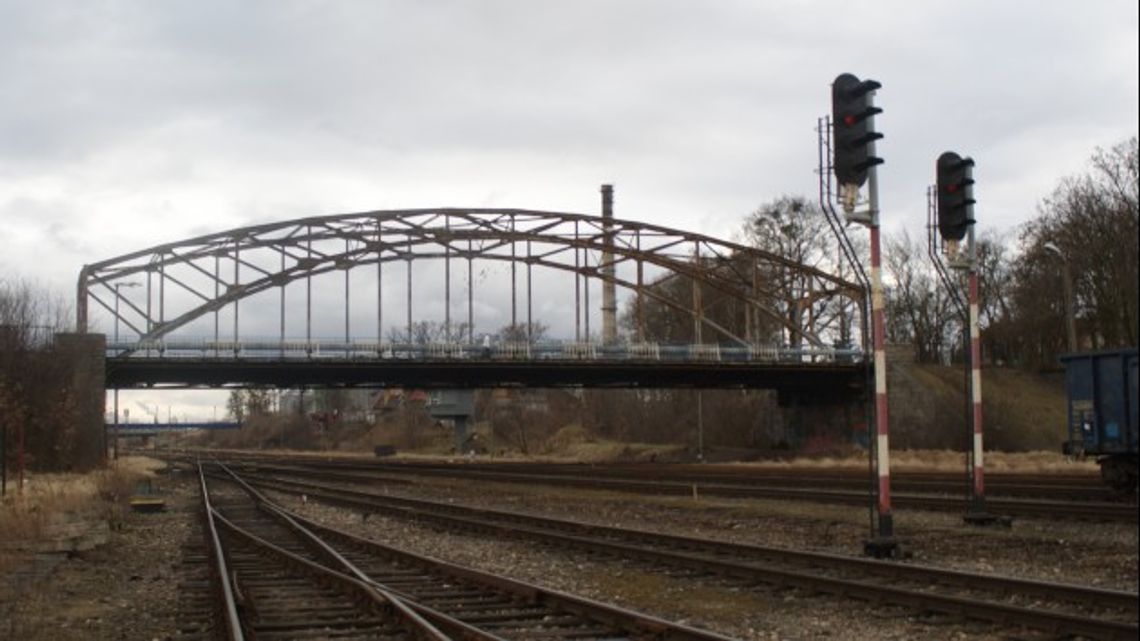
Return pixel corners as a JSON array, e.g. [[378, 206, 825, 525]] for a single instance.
[[80, 207, 864, 350]]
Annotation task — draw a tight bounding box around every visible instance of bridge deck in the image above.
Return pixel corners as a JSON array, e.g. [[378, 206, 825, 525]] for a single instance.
[[106, 356, 865, 401]]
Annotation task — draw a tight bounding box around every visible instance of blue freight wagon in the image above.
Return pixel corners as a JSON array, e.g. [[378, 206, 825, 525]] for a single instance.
[[1060, 348, 1138, 492]]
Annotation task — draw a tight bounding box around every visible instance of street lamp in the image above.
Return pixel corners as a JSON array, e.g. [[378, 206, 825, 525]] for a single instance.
[[112, 282, 141, 344], [1043, 242, 1077, 353], [111, 281, 140, 461]]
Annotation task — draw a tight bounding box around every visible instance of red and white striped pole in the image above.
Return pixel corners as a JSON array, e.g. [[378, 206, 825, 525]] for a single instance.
[[869, 205, 894, 542], [863, 109, 894, 547], [831, 73, 896, 553], [966, 229, 987, 517]]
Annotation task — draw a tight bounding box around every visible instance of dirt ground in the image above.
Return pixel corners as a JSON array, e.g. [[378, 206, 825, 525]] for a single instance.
[[0, 457, 194, 641]]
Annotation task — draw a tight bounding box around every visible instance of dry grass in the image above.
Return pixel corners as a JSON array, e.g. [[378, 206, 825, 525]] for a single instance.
[[724, 448, 1097, 473], [0, 457, 160, 571], [913, 364, 1067, 451], [538, 424, 686, 462]]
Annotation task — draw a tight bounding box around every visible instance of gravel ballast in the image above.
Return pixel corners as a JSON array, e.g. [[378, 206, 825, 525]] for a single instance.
[[2, 459, 1134, 640]]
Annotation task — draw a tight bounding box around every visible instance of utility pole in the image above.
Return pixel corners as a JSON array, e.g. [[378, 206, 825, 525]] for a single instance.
[[1044, 242, 1077, 353], [111, 281, 140, 463]]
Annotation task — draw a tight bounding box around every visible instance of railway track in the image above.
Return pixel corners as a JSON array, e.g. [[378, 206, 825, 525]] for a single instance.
[[182, 451, 1113, 499], [227, 467, 1140, 640], [197, 462, 741, 640], [217, 457, 1137, 523]]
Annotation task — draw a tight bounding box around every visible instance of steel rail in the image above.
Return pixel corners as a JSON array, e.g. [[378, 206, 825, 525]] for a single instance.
[[238, 460, 1136, 522], [281, 503, 748, 641], [235, 470, 1139, 612], [230, 470, 1139, 640], [204, 462, 742, 641], [196, 462, 245, 641], [215, 464, 509, 641], [239, 456, 1117, 502], [209, 508, 457, 641], [200, 465, 457, 640]]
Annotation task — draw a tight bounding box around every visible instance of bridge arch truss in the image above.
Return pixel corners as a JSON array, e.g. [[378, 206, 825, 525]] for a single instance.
[[79, 206, 864, 351]]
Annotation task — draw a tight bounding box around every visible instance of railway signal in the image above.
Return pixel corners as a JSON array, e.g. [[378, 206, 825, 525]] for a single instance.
[[831, 73, 884, 191], [823, 73, 898, 558], [930, 150, 1001, 526], [936, 151, 975, 241]]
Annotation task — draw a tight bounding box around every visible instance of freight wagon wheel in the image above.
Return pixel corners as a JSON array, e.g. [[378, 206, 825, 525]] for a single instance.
[[1099, 455, 1139, 495]]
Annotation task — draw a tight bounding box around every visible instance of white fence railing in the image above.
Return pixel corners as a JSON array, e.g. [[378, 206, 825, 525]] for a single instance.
[[107, 338, 864, 364]]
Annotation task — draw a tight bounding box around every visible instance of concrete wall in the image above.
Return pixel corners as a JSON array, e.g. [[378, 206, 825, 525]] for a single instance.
[[53, 333, 106, 470]]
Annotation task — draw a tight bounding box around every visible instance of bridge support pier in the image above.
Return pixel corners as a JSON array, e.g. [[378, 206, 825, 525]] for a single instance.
[[778, 393, 866, 452], [453, 417, 470, 455], [54, 333, 106, 470]]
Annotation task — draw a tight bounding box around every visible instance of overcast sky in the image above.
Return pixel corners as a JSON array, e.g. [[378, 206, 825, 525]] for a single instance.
[[2, 1, 1136, 419]]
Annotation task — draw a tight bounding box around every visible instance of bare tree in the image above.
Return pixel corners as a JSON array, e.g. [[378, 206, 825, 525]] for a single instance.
[[741, 196, 853, 347], [496, 321, 549, 343], [883, 231, 956, 363], [1009, 136, 1138, 364], [386, 320, 472, 344], [226, 388, 277, 421], [1, 276, 90, 472]]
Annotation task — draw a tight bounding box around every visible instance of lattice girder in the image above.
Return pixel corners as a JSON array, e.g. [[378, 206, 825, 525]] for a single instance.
[[79, 209, 863, 348]]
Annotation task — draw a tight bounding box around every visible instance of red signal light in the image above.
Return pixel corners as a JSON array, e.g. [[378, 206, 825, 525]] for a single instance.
[[936, 151, 976, 242], [831, 73, 884, 188]]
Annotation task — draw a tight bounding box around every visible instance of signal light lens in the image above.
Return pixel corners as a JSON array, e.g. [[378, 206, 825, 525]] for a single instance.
[[936, 151, 975, 242], [831, 73, 884, 188]]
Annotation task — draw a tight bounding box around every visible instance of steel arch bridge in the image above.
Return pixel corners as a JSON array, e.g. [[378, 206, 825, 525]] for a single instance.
[[79, 199, 866, 392]]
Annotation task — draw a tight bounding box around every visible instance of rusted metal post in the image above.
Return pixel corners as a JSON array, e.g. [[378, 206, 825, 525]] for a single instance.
[[751, 262, 760, 344], [383, 217, 387, 342], [636, 229, 645, 342], [406, 238, 413, 342], [511, 215, 518, 330], [601, 184, 617, 345], [444, 216, 451, 335], [584, 251, 590, 342], [526, 239, 533, 340], [636, 259, 645, 342], [467, 237, 473, 344], [693, 242, 703, 344], [306, 230, 312, 345], [345, 236, 351, 349], [232, 242, 238, 341], [214, 254, 221, 353], [280, 246, 286, 356], [146, 269, 153, 335], [574, 220, 581, 341]]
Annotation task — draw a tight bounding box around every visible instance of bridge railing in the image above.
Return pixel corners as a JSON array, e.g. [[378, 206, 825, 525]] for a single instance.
[[106, 338, 863, 364]]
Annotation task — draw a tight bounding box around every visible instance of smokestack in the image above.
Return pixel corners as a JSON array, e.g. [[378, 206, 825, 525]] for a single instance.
[[601, 184, 617, 345]]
